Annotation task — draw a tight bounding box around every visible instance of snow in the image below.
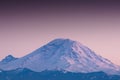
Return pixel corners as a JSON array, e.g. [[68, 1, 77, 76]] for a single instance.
[[0, 38, 120, 75]]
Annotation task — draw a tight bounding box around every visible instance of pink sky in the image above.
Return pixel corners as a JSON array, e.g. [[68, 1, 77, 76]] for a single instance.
[[0, 1, 120, 65]]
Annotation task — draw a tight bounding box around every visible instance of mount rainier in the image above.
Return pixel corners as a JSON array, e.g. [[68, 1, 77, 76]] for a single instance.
[[0, 38, 120, 76]]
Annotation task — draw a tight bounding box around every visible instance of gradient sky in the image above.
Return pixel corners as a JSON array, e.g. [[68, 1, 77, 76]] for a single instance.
[[0, 0, 120, 65]]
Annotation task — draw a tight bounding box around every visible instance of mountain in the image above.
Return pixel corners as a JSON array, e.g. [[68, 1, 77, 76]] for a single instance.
[[0, 38, 120, 75], [0, 55, 18, 64]]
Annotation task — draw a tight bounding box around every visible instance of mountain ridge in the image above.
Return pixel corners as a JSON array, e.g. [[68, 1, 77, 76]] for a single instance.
[[0, 55, 18, 64], [0, 68, 120, 80]]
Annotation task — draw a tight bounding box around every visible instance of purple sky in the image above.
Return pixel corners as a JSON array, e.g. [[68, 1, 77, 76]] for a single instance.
[[0, 0, 120, 65]]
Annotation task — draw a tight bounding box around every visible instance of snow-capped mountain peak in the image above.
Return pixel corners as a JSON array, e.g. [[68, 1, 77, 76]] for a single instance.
[[0, 38, 120, 75]]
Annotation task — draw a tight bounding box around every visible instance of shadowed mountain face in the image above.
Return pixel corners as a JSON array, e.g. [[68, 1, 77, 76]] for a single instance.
[[0, 68, 120, 80]]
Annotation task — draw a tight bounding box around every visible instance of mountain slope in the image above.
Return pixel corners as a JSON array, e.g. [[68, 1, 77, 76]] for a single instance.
[[0, 38, 120, 75]]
